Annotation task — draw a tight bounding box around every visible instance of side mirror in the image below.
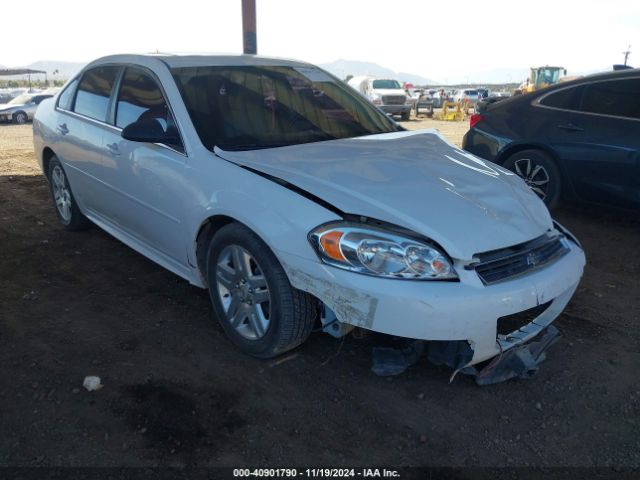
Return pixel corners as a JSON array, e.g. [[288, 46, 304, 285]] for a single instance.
[[122, 118, 173, 144]]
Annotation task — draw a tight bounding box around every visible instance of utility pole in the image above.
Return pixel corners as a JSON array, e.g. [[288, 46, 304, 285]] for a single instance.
[[623, 45, 631, 66], [242, 0, 257, 55]]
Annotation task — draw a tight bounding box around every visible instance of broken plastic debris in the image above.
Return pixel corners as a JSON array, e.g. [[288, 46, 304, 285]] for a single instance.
[[371, 340, 424, 376], [370, 325, 560, 385], [462, 325, 561, 386], [82, 376, 103, 391]]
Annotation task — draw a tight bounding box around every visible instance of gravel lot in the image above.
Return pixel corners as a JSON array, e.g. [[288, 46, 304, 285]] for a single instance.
[[1, 121, 639, 471]]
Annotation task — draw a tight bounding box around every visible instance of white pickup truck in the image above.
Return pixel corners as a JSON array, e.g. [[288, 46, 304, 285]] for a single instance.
[[347, 76, 412, 120]]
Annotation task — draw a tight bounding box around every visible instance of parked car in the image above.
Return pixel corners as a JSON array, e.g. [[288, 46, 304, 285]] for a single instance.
[[475, 96, 508, 113], [476, 87, 489, 99], [413, 90, 434, 117], [463, 68, 640, 210], [430, 89, 449, 108], [0, 93, 53, 124], [452, 88, 480, 105], [33, 54, 585, 372], [347, 76, 412, 120]]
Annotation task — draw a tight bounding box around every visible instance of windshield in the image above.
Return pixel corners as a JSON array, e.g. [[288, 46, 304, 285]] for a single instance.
[[172, 66, 400, 151], [8, 94, 32, 105], [538, 68, 561, 86], [371, 79, 401, 89]]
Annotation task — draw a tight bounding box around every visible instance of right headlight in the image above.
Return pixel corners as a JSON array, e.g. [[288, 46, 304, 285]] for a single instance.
[[309, 223, 457, 280]]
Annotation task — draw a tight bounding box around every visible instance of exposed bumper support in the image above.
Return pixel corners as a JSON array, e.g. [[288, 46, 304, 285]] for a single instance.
[[460, 324, 561, 385], [370, 324, 561, 385]]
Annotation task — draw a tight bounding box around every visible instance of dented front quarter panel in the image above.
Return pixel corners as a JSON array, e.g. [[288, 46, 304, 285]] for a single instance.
[[207, 135, 585, 367], [214, 134, 586, 366]]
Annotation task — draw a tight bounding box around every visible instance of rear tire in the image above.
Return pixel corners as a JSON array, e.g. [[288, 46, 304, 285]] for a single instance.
[[47, 156, 92, 231], [14, 112, 28, 124], [206, 222, 318, 358], [503, 149, 561, 209]]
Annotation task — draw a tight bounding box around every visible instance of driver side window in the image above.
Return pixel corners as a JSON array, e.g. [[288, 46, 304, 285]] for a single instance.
[[115, 67, 184, 153]]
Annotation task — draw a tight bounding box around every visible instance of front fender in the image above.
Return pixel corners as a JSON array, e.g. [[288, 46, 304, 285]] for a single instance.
[[184, 157, 342, 283]]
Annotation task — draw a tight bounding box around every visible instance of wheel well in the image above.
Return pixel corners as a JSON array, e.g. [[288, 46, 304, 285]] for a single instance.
[[194, 215, 324, 321], [195, 215, 235, 286], [42, 147, 56, 178], [495, 143, 572, 200], [496, 143, 559, 168]]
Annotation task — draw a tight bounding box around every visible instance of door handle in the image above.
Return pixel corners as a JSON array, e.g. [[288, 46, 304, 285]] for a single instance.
[[106, 143, 121, 156], [56, 123, 69, 135], [557, 123, 584, 132]]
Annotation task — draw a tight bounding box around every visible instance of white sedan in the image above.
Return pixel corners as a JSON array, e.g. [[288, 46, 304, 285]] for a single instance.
[[33, 54, 585, 372]]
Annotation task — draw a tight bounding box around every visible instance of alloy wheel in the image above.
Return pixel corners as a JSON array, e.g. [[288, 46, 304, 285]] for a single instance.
[[216, 245, 271, 340], [513, 158, 550, 200], [15, 113, 27, 124], [51, 165, 72, 222]]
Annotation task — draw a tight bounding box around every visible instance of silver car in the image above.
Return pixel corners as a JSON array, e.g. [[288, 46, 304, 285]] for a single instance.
[[32, 54, 584, 378], [0, 93, 53, 123], [452, 89, 480, 105]]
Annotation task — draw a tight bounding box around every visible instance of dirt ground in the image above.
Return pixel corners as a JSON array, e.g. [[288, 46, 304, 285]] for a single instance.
[[1, 120, 639, 472]]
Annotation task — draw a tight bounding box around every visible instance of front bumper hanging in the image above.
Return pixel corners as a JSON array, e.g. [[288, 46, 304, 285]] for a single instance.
[[371, 325, 561, 385]]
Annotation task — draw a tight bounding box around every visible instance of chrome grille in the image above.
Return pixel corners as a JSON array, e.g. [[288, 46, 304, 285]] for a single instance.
[[382, 95, 406, 105], [472, 235, 570, 285]]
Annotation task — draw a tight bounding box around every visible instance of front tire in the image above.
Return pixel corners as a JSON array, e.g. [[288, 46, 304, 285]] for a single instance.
[[401, 110, 411, 121], [503, 149, 562, 209], [47, 156, 92, 231], [206, 223, 318, 358]]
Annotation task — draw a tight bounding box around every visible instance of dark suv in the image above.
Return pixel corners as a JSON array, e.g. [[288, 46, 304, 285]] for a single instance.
[[463, 69, 640, 209]]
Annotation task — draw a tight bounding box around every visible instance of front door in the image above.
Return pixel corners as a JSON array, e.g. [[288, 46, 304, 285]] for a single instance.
[[101, 66, 189, 265]]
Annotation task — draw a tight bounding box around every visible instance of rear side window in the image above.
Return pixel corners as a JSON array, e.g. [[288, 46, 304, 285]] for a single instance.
[[580, 78, 640, 119], [74, 66, 120, 121], [57, 79, 78, 110], [116, 67, 183, 152], [539, 85, 583, 110]]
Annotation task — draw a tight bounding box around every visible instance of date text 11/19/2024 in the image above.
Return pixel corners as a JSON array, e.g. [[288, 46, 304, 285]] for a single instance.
[[233, 468, 400, 478]]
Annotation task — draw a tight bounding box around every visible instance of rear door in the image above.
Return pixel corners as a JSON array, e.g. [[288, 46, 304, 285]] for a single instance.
[[541, 77, 640, 209], [570, 77, 640, 208], [52, 66, 122, 215]]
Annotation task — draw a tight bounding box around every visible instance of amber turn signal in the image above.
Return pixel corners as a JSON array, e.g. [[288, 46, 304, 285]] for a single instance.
[[319, 230, 346, 261]]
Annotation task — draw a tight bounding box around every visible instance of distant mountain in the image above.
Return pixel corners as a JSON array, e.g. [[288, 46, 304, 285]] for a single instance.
[[452, 66, 615, 85], [452, 67, 529, 85], [0, 60, 85, 80], [27, 60, 86, 79], [319, 59, 438, 85]]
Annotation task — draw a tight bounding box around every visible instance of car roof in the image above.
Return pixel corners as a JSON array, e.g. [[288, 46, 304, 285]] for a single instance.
[[485, 67, 639, 112], [550, 67, 639, 89], [87, 53, 316, 70]]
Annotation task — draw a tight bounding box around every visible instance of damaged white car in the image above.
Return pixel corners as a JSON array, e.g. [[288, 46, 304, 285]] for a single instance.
[[33, 54, 585, 378]]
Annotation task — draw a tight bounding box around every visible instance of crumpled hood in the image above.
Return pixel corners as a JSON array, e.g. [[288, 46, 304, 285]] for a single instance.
[[215, 130, 553, 260]]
